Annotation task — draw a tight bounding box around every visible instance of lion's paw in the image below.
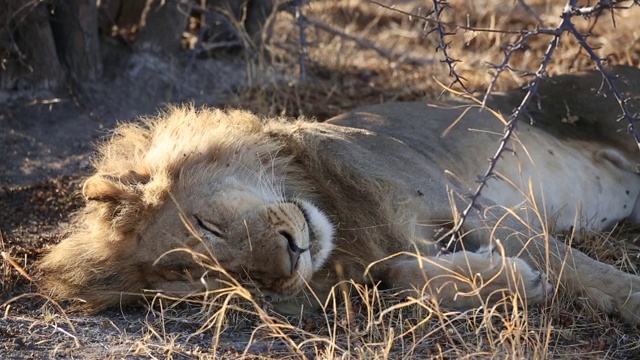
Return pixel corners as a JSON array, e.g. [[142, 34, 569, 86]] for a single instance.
[[460, 246, 553, 305], [499, 255, 554, 305], [582, 282, 640, 324], [619, 292, 640, 324]]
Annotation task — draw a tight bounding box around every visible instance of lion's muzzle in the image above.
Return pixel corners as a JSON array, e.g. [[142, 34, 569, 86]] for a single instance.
[[279, 229, 309, 275]]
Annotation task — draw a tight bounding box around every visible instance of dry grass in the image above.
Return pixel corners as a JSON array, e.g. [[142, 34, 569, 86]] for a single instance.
[[232, 0, 640, 117], [3, 0, 640, 358]]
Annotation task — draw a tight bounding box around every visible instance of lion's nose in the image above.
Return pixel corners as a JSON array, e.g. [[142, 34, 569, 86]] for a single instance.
[[279, 230, 308, 275]]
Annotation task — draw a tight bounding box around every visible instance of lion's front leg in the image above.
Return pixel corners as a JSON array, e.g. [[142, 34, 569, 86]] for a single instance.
[[507, 234, 640, 324], [470, 212, 640, 324], [383, 247, 553, 309]]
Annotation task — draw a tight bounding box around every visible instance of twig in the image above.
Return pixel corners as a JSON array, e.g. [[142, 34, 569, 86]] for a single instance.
[[481, 31, 538, 107], [564, 11, 640, 150], [428, 0, 469, 93], [565, 0, 634, 17], [518, 0, 545, 26], [52, 323, 82, 348], [371, 1, 541, 35], [445, 15, 561, 249], [282, 9, 433, 66]]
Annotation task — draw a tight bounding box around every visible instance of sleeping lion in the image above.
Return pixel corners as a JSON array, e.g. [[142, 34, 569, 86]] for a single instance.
[[39, 67, 640, 323]]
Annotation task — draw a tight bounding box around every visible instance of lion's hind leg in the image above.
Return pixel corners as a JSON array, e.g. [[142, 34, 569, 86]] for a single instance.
[[384, 247, 553, 310]]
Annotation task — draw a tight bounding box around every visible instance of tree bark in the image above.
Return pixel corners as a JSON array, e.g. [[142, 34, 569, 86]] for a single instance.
[[0, 1, 65, 91], [136, 0, 190, 53], [51, 0, 102, 83]]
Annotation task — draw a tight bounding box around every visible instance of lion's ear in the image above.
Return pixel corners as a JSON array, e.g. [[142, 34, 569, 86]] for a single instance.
[[83, 170, 150, 204], [82, 170, 152, 235]]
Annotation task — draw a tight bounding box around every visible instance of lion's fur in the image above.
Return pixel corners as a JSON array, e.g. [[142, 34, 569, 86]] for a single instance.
[[39, 67, 640, 322], [39, 107, 427, 310], [40, 108, 321, 306]]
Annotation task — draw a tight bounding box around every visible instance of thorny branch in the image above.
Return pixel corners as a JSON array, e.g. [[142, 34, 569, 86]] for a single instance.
[[426, 0, 468, 93], [565, 0, 637, 17], [421, 0, 640, 247], [445, 13, 561, 248], [566, 14, 640, 150], [479, 31, 539, 108], [373, 0, 638, 136]]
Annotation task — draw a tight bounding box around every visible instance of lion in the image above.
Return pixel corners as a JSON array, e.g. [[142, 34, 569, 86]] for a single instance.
[[39, 67, 640, 324]]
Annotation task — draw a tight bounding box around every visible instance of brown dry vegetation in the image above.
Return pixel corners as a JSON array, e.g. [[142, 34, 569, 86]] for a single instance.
[[2, 0, 640, 358]]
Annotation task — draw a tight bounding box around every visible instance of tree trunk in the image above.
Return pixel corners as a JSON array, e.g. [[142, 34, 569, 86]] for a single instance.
[[51, 0, 102, 83], [136, 0, 190, 53], [0, 1, 65, 91]]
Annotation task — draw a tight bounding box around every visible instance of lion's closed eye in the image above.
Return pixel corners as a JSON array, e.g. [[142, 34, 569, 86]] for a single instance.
[[194, 215, 226, 239]]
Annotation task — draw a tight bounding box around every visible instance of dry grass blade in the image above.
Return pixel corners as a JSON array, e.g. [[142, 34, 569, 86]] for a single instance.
[[1, 251, 34, 283]]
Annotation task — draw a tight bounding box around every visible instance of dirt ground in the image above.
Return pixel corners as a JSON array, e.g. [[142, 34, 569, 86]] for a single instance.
[[3, 1, 640, 359]]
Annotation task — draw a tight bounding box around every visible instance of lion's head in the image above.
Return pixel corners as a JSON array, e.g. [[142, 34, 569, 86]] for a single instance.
[[38, 107, 334, 311]]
